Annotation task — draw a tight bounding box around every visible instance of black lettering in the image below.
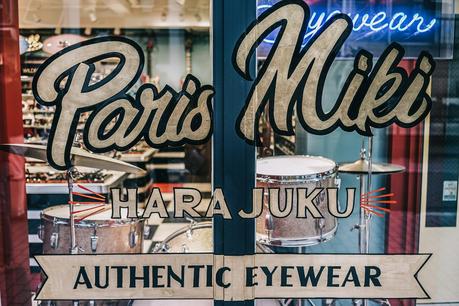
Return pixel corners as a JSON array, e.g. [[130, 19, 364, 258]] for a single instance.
[[216, 267, 231, 288], [167, 266, 184, 288], [261, 266, 278, 286], [246, 267, 258, 287], [297, 266, 324, 287], [73, 266, 92, 289], [327, 266, 341, 287], [129, 266, 149, 288], [364, 266, 382, 287], [111, 266, 127, 288], [341, 266, 361, 287], [94, 266, 109, 289], [152, 266, 165, 288], [281, 266, 294, 287], [189, 265, 205, 288]]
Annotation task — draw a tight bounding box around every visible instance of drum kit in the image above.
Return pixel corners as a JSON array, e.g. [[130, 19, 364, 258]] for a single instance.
[[254, 134, 403, 306], [1, 144, 145, 306], [1, 136, 403, 306]]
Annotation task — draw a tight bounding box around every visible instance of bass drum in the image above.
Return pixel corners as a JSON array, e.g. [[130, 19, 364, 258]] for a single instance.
[[152, 221, 271, 253], [143, 222, 298, 306]]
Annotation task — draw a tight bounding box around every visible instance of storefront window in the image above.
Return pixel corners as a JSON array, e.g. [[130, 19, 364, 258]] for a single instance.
[[8, 0, 213, 304], [253, 1, 456, 306], [1, 0, 458, 305]]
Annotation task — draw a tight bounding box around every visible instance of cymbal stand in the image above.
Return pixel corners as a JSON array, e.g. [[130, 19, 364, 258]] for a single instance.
[[353, 135, 373, 306], [66, 167, 79, 255], [67, 167, 81, 306]]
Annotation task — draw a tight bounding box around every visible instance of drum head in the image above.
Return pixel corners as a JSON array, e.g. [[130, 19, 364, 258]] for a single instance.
[[42, 204, 137, 221], [160, 222, 213, 253], [155, 222, 273, 253], [257, 155, 337, 182]]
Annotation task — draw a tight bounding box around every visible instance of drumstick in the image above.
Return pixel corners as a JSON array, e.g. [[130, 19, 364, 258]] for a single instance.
[[361, 200, 397, 205], [361, 204, 391, 213], [75, 207, 111, 222], [361, 187, 386, 197], [69, 201, 106, 205], [76, 184, 106, 200], [362, 207, 384, 217], [361, 193, 394, 200], [72, 192, 105, 202], [72, 204, 106, 214]]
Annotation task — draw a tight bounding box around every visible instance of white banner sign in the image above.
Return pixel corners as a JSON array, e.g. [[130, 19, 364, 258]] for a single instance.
[[36, 254, 430, 301]]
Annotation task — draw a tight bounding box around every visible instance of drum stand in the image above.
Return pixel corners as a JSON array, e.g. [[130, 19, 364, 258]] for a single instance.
[[352, 137, 373, 306], [356, 136, 373, 255], [67, 167, 79, 255], [66, 167, 81, 306], [352, 136, 390, 306]]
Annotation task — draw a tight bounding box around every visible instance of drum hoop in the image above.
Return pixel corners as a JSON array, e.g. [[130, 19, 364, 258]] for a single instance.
[[41, 206, 143, 227], [257, 222, 338, 247], [155, 221, 273, 254], [162, 221, 212, 244], [257, 155, 338, 183]]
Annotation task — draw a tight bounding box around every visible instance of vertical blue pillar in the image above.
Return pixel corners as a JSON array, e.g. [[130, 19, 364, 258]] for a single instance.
[[213, 0, 256, 305]]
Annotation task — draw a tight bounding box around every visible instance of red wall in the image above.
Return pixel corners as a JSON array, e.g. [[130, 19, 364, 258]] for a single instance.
[[0, 0, 31, 305]]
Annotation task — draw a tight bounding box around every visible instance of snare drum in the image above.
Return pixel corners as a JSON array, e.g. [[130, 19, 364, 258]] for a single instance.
[[39, 204, 143, 305], [40, 204, 144, 254], [256, 156, 339, 247]]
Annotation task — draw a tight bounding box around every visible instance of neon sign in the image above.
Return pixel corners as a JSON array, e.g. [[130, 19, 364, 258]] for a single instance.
[[257, 4, 437, 44]]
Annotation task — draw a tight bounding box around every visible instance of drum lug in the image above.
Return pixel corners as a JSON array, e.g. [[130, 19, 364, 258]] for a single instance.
[[143, 225, 151, 238], [129, 229, 138, 248], [50, 232, 59, 249], [90, 226, 98, 253], [264, 213, 274, 242], [153, 242, 169, 252], [90, 235, 99, 253], [335, 176, 341, 189], [50, 218, 60, 249], [181, 243, 190, 253], [37, 224, 44, 241]]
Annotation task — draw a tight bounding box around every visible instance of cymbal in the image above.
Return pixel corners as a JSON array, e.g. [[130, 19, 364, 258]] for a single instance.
[[43, 34, 86, 54], [0, 143, 146, 175], [338, 158, 405, 174]]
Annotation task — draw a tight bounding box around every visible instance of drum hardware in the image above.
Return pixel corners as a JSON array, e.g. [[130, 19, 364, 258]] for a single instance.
[[37, 223, 44, 241], [50, 231, 59, 249], [339, 133, 402, 306], [129, 225, 139, 248], [0, 143, 145, 253], [352, 299, 391, 306], [264, 213, 274, 242], [143, 225, 151, 238], [66, 167, 79, 254], [90, 226, 99, 253]]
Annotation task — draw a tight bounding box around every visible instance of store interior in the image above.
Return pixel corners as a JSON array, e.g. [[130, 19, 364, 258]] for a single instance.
[[0, 0, 456, 305]]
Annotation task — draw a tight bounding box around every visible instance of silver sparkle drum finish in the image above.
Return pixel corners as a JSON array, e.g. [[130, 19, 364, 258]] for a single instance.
[[39, 204, 143, 306], [40, 204, 144, 254], [256, 156, 339, 247]]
